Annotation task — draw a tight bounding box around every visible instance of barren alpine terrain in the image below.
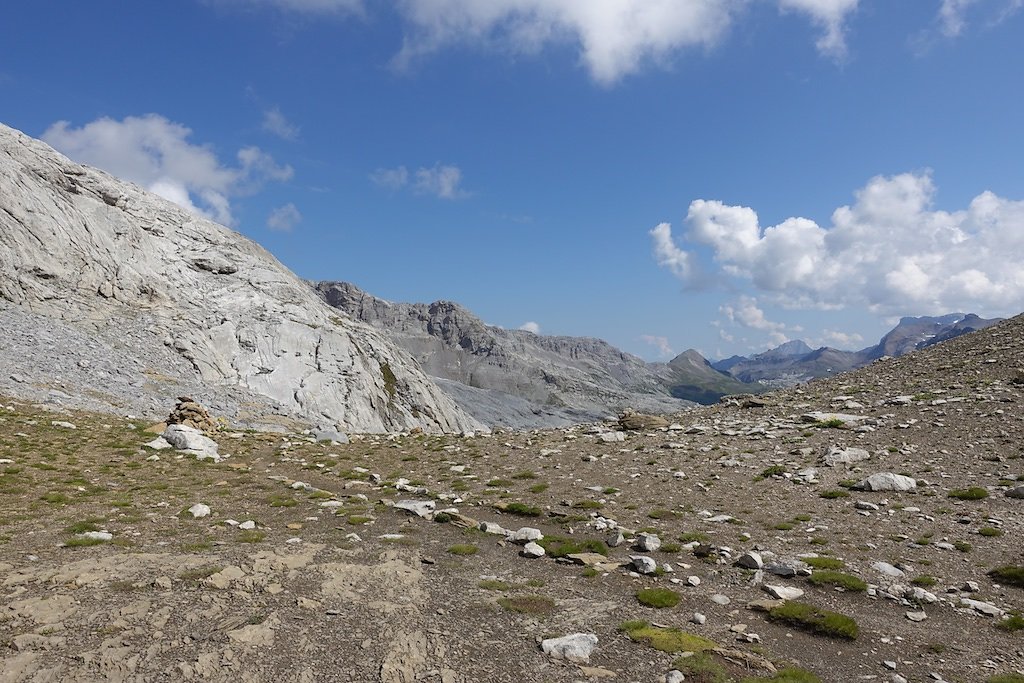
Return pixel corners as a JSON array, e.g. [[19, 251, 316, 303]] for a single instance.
[[2, 315, 1023, 683]]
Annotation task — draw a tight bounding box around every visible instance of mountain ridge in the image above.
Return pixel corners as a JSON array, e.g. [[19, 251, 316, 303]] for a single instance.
[[314, 281, 694, 428], [0, 122, 479, 433]]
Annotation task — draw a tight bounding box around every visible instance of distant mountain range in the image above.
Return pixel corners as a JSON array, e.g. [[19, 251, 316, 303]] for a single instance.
[[314, 282, 700, 428], [712, 313, 1003, 387], [318, 281, 1004, 426]]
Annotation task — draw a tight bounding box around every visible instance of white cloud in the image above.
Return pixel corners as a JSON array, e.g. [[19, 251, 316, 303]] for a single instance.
[[518, 321, 541, 334], [778, 0, 859, 58], [939, 0, 977, 35], [372, 163, 467, 199], [214, 0, 364, 14], [391, 0, 854, 85], [651, 172, 1024, 316], [816, 329, 864, 348], [267, 203, 302, 231], [370, 165, 410, 190], [262, 106, 300, 140], [639, 334, 674, 358], [43, 114, 293, 226], [414, 164, 467, 199], [720, 296, 790, 346], [650, 222, 694, 281]]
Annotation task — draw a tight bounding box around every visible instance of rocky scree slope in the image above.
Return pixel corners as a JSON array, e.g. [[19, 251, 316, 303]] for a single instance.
[[0, 123, 478, 433], [1, 314, 1023, 682], [314, 281, 691, 428]]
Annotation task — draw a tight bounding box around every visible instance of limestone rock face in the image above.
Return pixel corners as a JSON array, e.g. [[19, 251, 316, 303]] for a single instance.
[[0, 123, 478, 434], [314, 280, 691, 428]]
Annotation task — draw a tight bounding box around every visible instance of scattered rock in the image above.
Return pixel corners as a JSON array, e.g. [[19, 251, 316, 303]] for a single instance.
[[187, 503, 211, 518], [823, 445, 871, 467], [540, 633, 598, 664], [855, 473, 917, 492]]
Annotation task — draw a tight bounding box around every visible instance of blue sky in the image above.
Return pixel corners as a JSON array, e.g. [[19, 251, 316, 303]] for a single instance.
[[2, 1, 1023, 361]]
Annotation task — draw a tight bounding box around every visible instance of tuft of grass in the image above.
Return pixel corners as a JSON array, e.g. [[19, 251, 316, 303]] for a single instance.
[[537, 536, 607, 558], [497, 595, 555, 615], [41, 492, 71, 505], [989, 566, 1024, 588], [636, 587, 680, 608], [347, 515, 373, 525], [949, 487, 990, 500], [954, 541, 973, 553], [773, 522, 796, 531], [768, 601, 859, 640], [65, 519, 103, 534], [672, 652, 730, 683], [815, 418, 846, 429], [527, 483, 548, 494], [759, 465, 787, 479], [996, 612, 1024, 632], [512, 471, 537, 480], [678, 531, 710, 544], [499, 502, 542, 517], [741, 668, 823, 683], [267, 495, 298, 508], [979, 527, 1004, 538], [807, 570, 867, 592], [648, 508, 677, 520], [911, 575, 938, 588], [478, 579, 512, 591], [819, 489, 850, 499], [65, 536, 107, 548], [237, 530, 266, 543], [988, 675, 1024, 683], [619, 620, 717, 653], [803, 556, 844, 570], [447, 544, 479, 556], [572, 500, 603, 510]]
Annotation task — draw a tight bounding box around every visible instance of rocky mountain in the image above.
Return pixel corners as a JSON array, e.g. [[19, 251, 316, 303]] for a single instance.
[[313, 281, 692, 427], [716, 313, 1003, 387], [0, 123, 480, 433], [650, 349, 758, 405]]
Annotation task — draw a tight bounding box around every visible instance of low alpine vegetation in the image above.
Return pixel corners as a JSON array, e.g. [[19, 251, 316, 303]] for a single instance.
[[768, 601, 859, 640], [635, 587, 680, 608]]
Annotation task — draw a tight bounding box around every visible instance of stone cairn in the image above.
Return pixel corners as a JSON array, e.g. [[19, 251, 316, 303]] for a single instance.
[[167, 397, 217, 432]]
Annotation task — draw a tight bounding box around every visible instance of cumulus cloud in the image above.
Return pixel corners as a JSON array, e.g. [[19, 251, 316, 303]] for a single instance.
[[371, 163, 467, 199], [518, 321, 541, 334], [267, 202, 302, 231], [720, 296, 790, 345], [650, 222, 694, 281], [639, 334, 674, 358], [262, 106, 300, 140], [778, 0, 859, 58], [391, 0, 855, 85], [43, 114, 293, 226], [651, 172, 1024, 316]]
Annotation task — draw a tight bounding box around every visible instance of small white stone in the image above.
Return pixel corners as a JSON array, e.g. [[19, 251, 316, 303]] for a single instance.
[[187, 503, 211, 518]]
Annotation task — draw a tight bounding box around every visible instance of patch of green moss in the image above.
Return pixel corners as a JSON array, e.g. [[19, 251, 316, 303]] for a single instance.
[[619, 621, 717, 653], [768, 601, 859, 640], [636, 587, 680, 608]]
